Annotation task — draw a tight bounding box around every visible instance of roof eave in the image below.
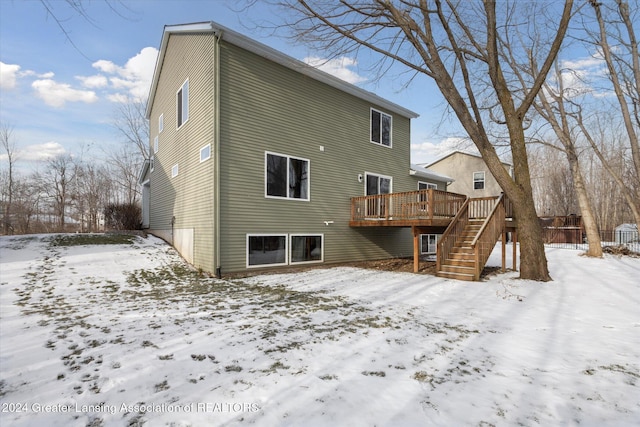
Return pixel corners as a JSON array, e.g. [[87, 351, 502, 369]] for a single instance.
[[145, 21, 419, 120]]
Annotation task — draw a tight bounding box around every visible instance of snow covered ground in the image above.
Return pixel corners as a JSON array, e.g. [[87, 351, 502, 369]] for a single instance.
[[1, 234, 638, 427]]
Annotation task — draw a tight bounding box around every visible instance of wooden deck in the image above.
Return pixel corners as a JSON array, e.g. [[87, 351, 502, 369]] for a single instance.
[[350, 189, 515, 227], [349, 189, 467, 228], [350, 189, 518, 278]]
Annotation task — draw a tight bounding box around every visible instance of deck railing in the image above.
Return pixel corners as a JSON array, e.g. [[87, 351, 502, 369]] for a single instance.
[[350, 189, 467, 222]]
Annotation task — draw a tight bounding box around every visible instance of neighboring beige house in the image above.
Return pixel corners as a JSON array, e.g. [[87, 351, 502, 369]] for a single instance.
[[139, 21, 455, 276], [424, 151, 511, 198]]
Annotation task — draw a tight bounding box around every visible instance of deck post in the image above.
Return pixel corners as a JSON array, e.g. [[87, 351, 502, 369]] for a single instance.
[[413, 226, 420, 273], [512, 230, 517, 271], [501, 228, 507, 272]]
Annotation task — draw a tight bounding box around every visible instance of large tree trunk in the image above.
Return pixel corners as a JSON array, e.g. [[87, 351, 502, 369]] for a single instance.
[[567, 147, 602, 257]]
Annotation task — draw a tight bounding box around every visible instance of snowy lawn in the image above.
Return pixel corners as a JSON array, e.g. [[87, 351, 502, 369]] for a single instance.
[[0, 234, 638, 427]]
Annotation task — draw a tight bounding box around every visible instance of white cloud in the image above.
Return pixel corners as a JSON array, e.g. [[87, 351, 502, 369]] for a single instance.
[[32, 79, 98, 108], [303, 56, 367, 84], [92, 47, 158, 100], [76, 74, 108, 89], [412, 137, 477, 165], [1, 62, 21, 89], [18, 142, 66, 161], [555, 52, 609, 98]]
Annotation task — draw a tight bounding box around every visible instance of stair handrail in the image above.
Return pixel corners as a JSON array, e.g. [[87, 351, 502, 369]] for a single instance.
[[437, 197, 470, 273], [470, 194, 506, 279]]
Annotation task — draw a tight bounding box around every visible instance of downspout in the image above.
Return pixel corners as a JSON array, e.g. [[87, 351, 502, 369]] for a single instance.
[[214, 30, 222, 278]]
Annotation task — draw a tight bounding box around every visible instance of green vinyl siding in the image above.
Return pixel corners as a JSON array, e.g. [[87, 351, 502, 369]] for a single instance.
[[217, 41, 414, 273], [147, 33, 216, 271]]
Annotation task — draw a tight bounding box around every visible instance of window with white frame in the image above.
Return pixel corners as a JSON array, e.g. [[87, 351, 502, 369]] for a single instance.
[[370, 108, 392, 147], [247, 235, 287, 267], [420, 234, 438, 254], [265, 152, 310, 200], [154, 136, 158, 154], [473, 171, 485, 190], [418, 181, 437, 207], [290, 234, 323, 264], [200, 144, 211, 162], [150, 155, 154, 173], [177, 79, 189, 128], [159, 114, 164, 133], [418, 182, 438, 191], [171, 164, 179, 178]]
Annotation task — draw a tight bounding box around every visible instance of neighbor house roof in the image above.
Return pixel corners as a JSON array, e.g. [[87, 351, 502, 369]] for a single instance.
[[410, 164, 454, 183], [425, 150, 512, 168], [145, 21, 419, 120]]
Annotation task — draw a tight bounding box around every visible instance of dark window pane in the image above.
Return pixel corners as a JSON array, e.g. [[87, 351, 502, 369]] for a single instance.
[[289, 158, 308, 199], [379, 177, 391, 194], [248, 235, 286, 266], [371, 110, 381, 143], [381, 113, 391, 146], [291, 236, 322, 263], [267, 154, 287, 197], [366, 175, 379, 196]]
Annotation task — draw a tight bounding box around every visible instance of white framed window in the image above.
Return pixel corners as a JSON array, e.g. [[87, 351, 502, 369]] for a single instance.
[[365, 172, 392, 196], [364, 172, 392, 218], [171, 164, 179, 178], [473, 171, 485, 190], [150, 155, 154, 173], [265, 152, 310, 201], [153, 136, 159, 154], [420, 234, 438, 254], [418, 181, 438, 191], [370, 108, 392, 147], [290, 234, 323, 264], [159, 113, 164, 133], [200, 144, 211, 162], [177, 79, 189, 129], [247, 234, 288, 267]]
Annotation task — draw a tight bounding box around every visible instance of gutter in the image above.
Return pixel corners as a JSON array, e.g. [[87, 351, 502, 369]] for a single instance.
[[214, 32, 222, 278]]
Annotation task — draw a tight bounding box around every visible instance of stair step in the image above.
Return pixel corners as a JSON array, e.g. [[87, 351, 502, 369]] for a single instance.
[[436, 271, 476, 281], [440, 264, 476, 275], [443, 258, 475, 267], [448, 253, 475, 261]]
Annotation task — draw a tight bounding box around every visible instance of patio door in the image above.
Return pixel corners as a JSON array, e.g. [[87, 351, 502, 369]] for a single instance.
[[366, 173, 392, 218]]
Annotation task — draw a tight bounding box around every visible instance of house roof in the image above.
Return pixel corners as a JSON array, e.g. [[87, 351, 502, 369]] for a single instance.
[[410, 164, 454, 183], [425, 150, 512, 168], [145, 22, 419, 120]]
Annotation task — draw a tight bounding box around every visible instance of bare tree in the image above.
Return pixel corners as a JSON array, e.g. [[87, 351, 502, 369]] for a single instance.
[[275, 0, 574, 280], [37, 154, 76, 231], [581, 0, 640, 230], [532, 62, 603, 256], [0, 123, 18, 234], [112, 98, 150, 159]]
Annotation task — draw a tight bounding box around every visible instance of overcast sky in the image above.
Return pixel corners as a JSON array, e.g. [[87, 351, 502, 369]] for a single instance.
[[0, 1, 610, 169]]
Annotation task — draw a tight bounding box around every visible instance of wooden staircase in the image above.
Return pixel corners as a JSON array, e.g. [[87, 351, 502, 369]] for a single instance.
[[436, 195, 507, 281], [437, 220, 484, 281]]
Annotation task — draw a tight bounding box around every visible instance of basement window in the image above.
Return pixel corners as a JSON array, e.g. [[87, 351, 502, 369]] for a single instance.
[[247, 235, 287, 267]]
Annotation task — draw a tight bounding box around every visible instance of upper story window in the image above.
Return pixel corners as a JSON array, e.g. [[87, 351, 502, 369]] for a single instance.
[[177, 79, 189, 129], [371, 108, 392, 147], [265, 152, 310, 201], [473, 171, 485, 190], [172, 164, 179, 178], [159, 114, 164, 133], [150, 155, 155, 173], [153, 136, 159, 154]]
